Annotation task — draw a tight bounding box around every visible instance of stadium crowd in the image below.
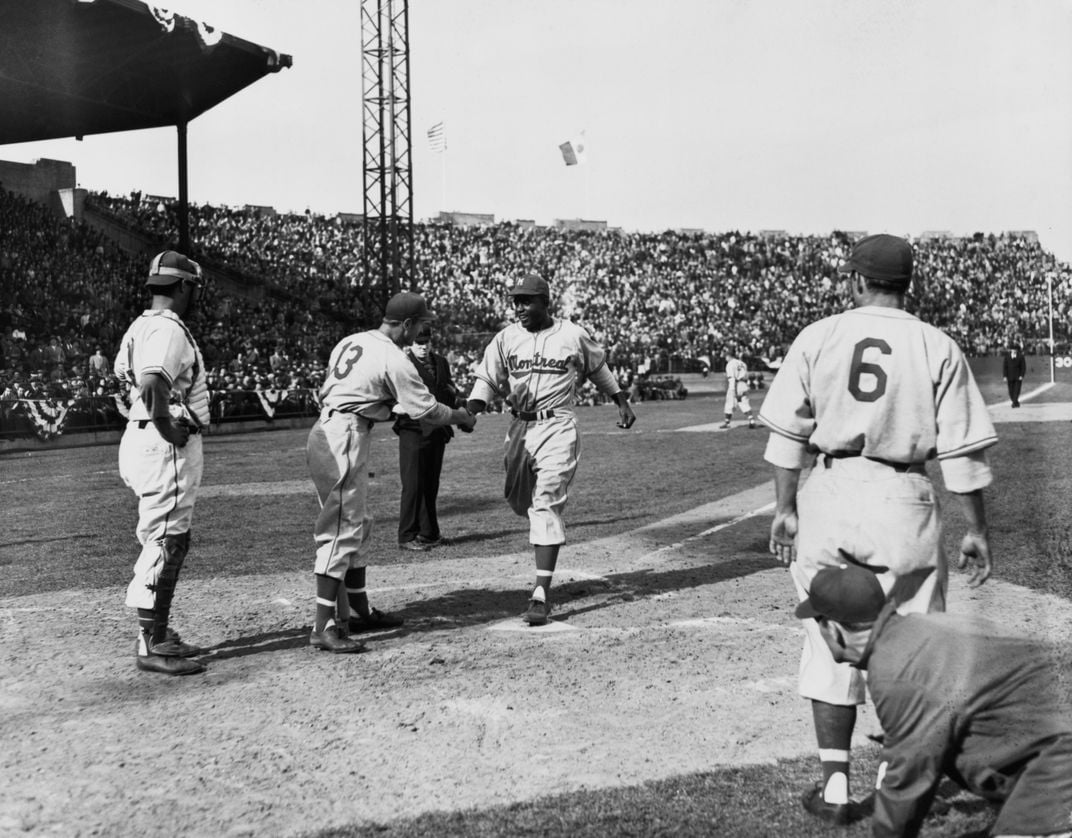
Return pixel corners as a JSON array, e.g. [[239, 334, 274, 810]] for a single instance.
[[3, 185, 1071, 434]]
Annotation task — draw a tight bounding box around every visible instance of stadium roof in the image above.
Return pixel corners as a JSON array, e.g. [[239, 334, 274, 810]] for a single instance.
[[0, 0, 292, 145]]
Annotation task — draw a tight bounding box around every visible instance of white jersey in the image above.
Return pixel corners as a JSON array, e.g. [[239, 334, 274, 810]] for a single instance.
[[468, 319, 619, 412], [760, 306, 997, 466], [114, 309, 209, 426], [319, 329, 450, 424], [725, 357, 748, 385]]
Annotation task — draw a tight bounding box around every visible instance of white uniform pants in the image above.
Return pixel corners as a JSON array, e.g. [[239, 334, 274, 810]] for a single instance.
[[118, 424, 203, 609], [504, 411, 579, 545], [793, 456, 946, 705], [307, 411, 374, 578]]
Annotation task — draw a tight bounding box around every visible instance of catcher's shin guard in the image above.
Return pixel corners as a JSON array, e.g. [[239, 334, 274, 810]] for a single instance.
[[149, 531, 191, 644]]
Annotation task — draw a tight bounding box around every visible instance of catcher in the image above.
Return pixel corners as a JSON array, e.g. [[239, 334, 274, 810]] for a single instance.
[[720, 346, 756, 429], [797, 562, 1072, 838]]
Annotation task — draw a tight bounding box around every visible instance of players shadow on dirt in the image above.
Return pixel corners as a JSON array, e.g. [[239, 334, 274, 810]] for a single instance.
[[201, 627, 311, 661]]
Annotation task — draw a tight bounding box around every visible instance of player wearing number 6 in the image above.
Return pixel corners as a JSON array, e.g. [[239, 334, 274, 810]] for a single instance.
[[758, 234, 998, 825]]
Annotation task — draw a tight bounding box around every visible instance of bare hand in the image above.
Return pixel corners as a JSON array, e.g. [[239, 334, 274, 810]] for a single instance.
[[956, 531, 992, 587], [769, 509, 798, 567], [458, 411, 477, 433], [156, 418, 190, 448], [616, 401, 636, 429]]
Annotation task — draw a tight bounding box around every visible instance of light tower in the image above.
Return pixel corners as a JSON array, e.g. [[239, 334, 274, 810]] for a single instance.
[[361, 0, 414, 314]]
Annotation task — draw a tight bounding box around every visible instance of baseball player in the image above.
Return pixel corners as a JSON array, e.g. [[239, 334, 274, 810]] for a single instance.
[[306, 291, 476, 653], [759, 234, 998, 824], [720, 347, 756, 429], [797, 563, 1072, 838], [466, 273, 636, 626], [114, 251, 209, 676]]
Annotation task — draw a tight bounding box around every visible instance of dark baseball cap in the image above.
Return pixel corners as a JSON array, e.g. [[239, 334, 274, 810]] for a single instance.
[[795, 563, 887, 623], [384, 291, 435, 321], [508, 273, 551, 297], [147, 250, 202, 286], [837, 234, 913, 285]]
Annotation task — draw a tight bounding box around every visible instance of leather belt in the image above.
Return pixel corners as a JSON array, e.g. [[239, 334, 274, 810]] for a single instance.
[[511, 408, 556, 422], [821, 452, 925, 474], [325, 408, 375, 429], [135, 420, 201, 435]]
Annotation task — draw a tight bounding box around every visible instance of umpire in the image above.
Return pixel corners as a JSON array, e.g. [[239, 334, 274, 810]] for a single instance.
[[798, 562, 1072, 838], [394, 321, 465, 550]]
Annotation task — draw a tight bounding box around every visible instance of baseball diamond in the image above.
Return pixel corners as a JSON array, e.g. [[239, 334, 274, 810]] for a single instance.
[[2, 384, 1071, 837]]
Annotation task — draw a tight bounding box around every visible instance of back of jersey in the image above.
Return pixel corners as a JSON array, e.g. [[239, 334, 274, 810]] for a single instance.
[[762, 305, 993, 464]]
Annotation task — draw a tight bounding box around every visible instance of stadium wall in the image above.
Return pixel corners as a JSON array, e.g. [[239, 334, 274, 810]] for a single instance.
[[0, 158, 75, 205]]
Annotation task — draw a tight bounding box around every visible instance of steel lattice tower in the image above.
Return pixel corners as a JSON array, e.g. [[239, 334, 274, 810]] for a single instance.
[[361, 0, 414, 313]]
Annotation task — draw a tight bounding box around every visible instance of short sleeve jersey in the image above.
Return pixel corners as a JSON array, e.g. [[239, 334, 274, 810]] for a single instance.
[[468, 319, 611, 412], [725, 358, 748, 384], [319, 329, 442, 422], [759, 306, 997, 464], [114, 309, 209, 425]]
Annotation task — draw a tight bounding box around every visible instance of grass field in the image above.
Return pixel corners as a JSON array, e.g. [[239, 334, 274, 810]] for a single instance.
[[2, 371, 1071, 837]]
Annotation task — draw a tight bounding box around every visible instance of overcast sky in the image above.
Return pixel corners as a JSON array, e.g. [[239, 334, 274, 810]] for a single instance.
[[6, 0, 1071, 261]]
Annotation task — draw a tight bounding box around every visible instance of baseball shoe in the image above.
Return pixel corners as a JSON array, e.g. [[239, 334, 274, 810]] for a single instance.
[[416, 535, 442, 547], [398, 540, 430, 552], [309, 625, 366, 653], [522, 598, 550, 626], [719, 420, 731, 429], [800, 782, 867, 826], [135, 629, 203, 658], [748, 418, 757, 429], [347, 607, 404, 633], [136, 653, 205, 676]]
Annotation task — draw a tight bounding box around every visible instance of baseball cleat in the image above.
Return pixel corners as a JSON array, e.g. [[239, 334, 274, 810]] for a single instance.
[[800, 782, 866, 826], [416, 535, 442, 547], [719, 421, 731, 429], [150, 636, 203, 658], [347, 607, 404, 633], [522, 598, 550, 626], [136, 653, 206, 676], [309, 625, 366, 653], [398, 540, 430, 552]]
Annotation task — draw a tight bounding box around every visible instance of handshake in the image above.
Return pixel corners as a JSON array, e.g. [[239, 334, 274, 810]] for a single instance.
[[456, 406, 477, 434]]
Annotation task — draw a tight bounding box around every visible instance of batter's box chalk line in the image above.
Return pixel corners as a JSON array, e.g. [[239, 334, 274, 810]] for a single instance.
[[486, 617, 578, 634]]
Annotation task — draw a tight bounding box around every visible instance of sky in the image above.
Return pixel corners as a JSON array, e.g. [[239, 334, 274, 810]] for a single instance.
[[5, 0, 1072, 261]]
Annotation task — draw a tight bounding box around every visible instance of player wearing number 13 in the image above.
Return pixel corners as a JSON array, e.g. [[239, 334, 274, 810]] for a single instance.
[[758, 234, 999, 823], [305, 292, 477, 653]]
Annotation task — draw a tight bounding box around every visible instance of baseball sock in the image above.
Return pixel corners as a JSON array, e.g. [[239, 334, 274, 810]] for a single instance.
[[344, 567, 369, 617], [136, 608, 156, 654], [533, 545, 559, 600], [315, 573, 341, 633], [813, 701, 856, 804]]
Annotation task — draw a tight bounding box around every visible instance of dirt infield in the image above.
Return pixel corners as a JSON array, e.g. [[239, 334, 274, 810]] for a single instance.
[[3, 477, 1071, 837]]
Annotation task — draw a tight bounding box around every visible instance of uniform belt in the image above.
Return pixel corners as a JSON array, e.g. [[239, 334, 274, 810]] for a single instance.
[[511, 408, 556, 422], [324, 408, 375, 428], [821, 452, 925, 474], [134, 419, 201, 435]]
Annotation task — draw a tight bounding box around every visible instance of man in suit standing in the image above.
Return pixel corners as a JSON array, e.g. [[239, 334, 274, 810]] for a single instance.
[[1002, 343, 1027, 408], [394, 322, 467, 550]]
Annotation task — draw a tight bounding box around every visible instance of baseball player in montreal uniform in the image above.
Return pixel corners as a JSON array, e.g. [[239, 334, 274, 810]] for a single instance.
[[466, 273, 636, 626], [306, 291, 476, 653], [759, 234, 998, 824], [114, 251, 209, 676], [720, 347, 756, 429]]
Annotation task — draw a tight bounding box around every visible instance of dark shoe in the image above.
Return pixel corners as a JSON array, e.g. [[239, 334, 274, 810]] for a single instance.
[[347, 608, 404, 633], [801, 782, 865, 826], [150, 634, 203, 657], [719, 420, 731, 429], [309, 625, 365, 653], [522, 598, 550, 626], [748, 418, 757, 429], [398, 540, 430, 552], [416, 535, 442, 547], [136, 654, 206, 675]]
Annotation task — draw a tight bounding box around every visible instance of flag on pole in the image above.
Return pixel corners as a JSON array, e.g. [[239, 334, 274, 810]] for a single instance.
[[427, 121, 446, 153], [559, 130, 587, 166]]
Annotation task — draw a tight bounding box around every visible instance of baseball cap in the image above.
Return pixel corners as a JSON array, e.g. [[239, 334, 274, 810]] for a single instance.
[[147, 250, 203, 287], [507, 273, 551, 297], [795, 563, 887, 623], [384, 291, 435, 322], [837, 234, 913, 285]]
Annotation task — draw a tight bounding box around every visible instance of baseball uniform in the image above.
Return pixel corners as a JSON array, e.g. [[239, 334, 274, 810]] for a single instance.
[[723, 356, 752, 416], [468, 318, 621, 545], [307, 329, 456, 578], [760, 305, 998, 705]]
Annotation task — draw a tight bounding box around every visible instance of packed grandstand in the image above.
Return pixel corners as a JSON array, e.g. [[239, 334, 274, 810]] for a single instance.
[[1, 184, 1069, 440]]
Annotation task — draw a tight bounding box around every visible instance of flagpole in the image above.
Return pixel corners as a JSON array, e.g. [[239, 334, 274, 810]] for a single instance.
[[440, 148, 447, 215]]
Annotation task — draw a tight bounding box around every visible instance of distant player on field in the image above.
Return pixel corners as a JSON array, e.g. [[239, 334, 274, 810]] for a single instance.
[[759, 234, 999, 824], [720, 346, 756, 429], [466, 273, 636, 626]]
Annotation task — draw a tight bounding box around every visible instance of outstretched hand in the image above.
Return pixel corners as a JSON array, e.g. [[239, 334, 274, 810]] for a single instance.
[[769, 509, 798, 567], [616, 400, 636, 430], [957, 531, 992, 587]]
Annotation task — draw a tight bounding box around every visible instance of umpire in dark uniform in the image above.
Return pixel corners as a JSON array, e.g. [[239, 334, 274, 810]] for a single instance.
[[394, 322, 465, 550], [1002, 343, 1027, 408]]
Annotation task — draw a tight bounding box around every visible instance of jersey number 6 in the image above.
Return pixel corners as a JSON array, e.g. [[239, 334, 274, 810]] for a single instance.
[[848, 338, 891, 402], [332, 341, 364, 380]]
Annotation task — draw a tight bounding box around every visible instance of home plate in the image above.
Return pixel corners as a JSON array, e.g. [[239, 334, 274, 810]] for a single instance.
[[487, 617, 578, 634]]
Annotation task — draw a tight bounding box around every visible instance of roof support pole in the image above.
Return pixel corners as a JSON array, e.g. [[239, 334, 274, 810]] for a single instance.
[[177, 120, 190, 254]]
